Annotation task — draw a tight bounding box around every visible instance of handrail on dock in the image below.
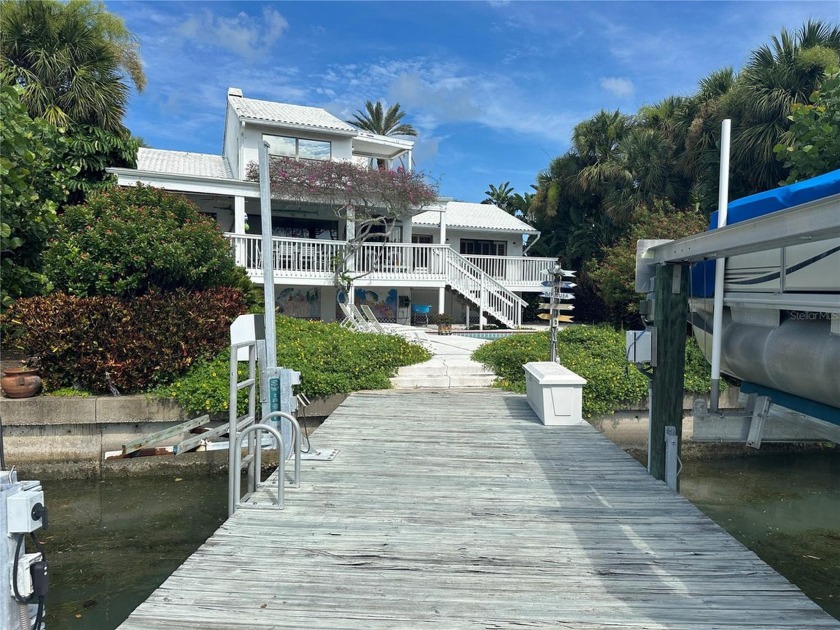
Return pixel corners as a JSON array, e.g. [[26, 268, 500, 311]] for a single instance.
[[260, 411, 302, 488], [232, 423, 286, 512]]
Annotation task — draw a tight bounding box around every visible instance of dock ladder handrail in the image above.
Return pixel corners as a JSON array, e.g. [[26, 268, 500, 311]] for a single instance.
[[228, 340, 258, 516], [228, 341, 304, 516], [232, 423, 286, 513]]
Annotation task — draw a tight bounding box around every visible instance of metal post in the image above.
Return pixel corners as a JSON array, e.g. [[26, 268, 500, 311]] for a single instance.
[[664, 426, 679, 491], [258, 140, 277, 370], [710, 119, 731, 412]]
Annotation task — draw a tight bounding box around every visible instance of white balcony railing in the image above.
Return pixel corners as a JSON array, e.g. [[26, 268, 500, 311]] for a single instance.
[[463, 255, 556, 285], [225, 234, 537, 327]]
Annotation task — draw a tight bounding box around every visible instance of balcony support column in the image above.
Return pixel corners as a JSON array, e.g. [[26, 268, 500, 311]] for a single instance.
[[234, 195, 247, 266]]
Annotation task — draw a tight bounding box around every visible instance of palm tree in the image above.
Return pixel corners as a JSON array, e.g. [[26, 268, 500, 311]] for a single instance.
[[482, 181, 515, 209], [731, 20, 840, 192], [346, 101, 418, 137], [0, 0, 145, 132]]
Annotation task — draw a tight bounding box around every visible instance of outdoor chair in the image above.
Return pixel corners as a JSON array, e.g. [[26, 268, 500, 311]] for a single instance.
[[360, 305, 430, 345], [339, 303, 372, 332]]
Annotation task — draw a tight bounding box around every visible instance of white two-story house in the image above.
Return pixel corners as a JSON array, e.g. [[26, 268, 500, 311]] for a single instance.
[[109, 88, 553, 327]]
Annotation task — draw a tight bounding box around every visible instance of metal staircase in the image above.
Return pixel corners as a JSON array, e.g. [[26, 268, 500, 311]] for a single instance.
[[444, 248, 526, 328]]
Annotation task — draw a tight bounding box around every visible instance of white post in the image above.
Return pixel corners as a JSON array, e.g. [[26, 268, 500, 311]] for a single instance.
[[345, 207, 355, 305], [710, 119, 731, 412], [234, 195, 246, 266], [439, 207, 447, 245], [438, 286, 445, 315], [258, 140, 277, 369], [479, 275, 485, 331]]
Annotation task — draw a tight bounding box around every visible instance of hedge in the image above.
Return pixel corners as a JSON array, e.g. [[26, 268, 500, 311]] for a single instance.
[[161, 316, 432, 415], [3, 288, 246, 393], [472, 325, 719, 418]]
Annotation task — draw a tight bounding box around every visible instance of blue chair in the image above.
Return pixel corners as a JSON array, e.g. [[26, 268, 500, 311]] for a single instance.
[[411, 304, 432, 325]]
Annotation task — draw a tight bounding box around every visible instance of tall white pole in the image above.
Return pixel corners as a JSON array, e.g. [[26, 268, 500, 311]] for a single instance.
[[258, 140, 277, 369], [710, 119, 731, 412]]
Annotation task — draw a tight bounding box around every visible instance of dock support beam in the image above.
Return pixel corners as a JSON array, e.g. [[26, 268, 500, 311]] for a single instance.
[[650, 263, 689, 486]]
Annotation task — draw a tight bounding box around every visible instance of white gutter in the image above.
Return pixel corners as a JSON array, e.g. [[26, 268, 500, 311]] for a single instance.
[[710, 119, 731, 413]]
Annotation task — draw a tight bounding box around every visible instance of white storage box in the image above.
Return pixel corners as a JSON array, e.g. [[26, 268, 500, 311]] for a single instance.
[[524, 362, 587, 426]]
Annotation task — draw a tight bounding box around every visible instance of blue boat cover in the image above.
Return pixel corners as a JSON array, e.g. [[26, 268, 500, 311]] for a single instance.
[[692, 169, 840, 297]]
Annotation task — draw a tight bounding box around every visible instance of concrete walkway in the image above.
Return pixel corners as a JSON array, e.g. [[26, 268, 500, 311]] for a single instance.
[[390, 332, 496, 388]]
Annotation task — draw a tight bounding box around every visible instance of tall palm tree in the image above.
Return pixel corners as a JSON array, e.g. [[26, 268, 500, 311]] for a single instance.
[[0, 0, 145, 132], [732, 20, 840, 191], [347, 101, 418, 137]]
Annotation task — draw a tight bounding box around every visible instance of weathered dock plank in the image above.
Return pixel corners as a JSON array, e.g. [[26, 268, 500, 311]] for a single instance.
[[119, 390, 838, 629]]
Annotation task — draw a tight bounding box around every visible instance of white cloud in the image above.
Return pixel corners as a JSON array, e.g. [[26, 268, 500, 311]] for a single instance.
[[177, 7, 288, 60], [599, 76, 635, 98]]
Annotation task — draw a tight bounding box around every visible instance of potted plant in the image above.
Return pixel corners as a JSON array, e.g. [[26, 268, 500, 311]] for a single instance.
[[433, 313, 454, 335]]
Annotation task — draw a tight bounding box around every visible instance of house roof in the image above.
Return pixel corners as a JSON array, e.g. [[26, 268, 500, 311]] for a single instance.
[[229, 96, 358, 135], [137, 148, 233, 179], [414, 201, 538, 234]]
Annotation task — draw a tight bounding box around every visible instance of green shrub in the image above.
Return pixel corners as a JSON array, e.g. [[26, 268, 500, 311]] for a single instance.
[[3, 288, 246, 393], [0, 80, 75, 307], [44, 184, 252, 298], [472, 325, 717, 418], [586, 204, 707, 327], [161, 316, 432, 415]]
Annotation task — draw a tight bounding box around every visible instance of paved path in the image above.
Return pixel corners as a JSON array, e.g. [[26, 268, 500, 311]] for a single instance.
[[391, 333, 495, 388]]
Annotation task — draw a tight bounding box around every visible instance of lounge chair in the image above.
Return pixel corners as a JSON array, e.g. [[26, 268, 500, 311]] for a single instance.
[[360, 305, 430, 344], [339, 303, 373, 332]]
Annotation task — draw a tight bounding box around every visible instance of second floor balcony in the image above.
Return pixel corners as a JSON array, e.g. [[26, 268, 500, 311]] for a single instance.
[[226, 233, 555, 292]]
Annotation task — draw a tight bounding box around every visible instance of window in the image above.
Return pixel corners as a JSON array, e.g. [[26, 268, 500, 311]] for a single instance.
[[264, 134, 331, 161], [460, 239, 506, 256], [412, 235, 433, 244], [246, 215, 338, 240]]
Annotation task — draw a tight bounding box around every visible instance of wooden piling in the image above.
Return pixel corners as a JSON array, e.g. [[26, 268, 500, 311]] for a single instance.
[[650, 262, 689, 485]]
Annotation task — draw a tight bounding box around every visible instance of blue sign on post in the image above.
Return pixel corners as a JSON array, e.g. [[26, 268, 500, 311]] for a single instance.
[[269, 377, 281, 412]]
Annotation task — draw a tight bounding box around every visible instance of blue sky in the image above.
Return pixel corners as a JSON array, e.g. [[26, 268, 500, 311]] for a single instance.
[[108, 1, 839, 202]]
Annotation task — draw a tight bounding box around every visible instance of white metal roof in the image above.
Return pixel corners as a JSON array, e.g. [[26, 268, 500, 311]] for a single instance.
[[136, 148, 232, 179], [229, 96, 358, 135], [414, 201, 538, 234]]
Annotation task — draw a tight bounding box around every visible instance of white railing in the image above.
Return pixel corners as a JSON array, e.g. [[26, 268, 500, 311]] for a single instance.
[[224, 234, 528, 326], [358, 243, 448, 280], [445, 249, 527, 328], [226, 234, 346, 279], [464, 255, 556, 285]]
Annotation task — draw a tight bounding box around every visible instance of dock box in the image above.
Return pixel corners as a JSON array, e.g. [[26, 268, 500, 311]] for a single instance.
[[524, 362, 587, 426]]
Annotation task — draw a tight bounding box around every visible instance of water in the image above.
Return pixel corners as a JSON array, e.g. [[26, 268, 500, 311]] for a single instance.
[[35, 451, 840, 628], [681, 450, 840, 620], [40, 475, 227, 629]]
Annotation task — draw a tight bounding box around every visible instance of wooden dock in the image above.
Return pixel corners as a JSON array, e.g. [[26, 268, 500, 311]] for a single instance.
[[120, 390, 838, 629]]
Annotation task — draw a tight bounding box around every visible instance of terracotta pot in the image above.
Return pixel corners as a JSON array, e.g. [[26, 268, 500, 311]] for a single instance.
[[437, 324, 453, 336], [1, 367, 42, 399]]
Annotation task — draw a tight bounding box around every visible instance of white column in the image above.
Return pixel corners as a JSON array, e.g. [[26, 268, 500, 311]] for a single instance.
[[234, 196, 246, 266], [438, 287, 445, 315], [345, 207, 355, 304], [439, 208, 447, 245], [402, 216, 412, 243]]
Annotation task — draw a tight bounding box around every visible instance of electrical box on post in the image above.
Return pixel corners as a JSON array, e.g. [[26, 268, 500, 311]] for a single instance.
[[6, 489, 46, 533], [626, 329, 653, 364]]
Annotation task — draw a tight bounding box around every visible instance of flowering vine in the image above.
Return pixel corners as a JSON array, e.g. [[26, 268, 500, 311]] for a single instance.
[[246, 157, 439, 294]]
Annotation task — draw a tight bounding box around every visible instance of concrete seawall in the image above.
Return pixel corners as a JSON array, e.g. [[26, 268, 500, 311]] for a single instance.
[[0, 393, 342, 479]]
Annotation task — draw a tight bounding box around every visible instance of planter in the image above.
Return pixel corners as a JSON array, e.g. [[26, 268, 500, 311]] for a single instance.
[[437, 324, 453, 336], [1, 367, 42, 399]]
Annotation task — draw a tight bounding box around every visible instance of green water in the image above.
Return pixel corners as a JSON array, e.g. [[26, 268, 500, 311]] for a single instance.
[[36, 450, 840, 628], [41, 475, 227, 629], [681, 450, 840, 620]]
